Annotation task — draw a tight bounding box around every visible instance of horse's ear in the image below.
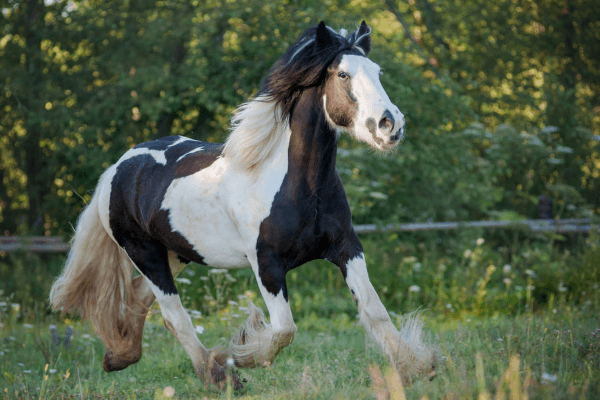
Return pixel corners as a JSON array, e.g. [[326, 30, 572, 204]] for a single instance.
[[354, 20, 371, 55], [315, 21, 335, 51]]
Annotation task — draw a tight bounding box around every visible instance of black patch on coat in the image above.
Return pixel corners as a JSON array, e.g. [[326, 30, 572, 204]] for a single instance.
[[255, 87, 363, 300], [108, 136, 223, 294]]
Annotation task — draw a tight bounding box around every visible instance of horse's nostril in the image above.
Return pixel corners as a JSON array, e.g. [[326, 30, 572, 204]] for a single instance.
[[378, 110, 395, 133], [390, 134, 399, 142], [365, 118, 377, 135]]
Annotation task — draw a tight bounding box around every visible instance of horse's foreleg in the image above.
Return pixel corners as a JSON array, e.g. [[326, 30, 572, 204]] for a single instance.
[[342, 253, 435, 384], [226, 257, 296, 368]]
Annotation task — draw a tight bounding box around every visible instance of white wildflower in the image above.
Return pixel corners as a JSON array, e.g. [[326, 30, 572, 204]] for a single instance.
[[163, 386, 175, 397], [209, 268, 227, 274], [195, 325, 204, 334], [409, 285, 421, 292], [503, 264, 511, 274], [558, 282, 567, 292], [175, 277, 191, 285], [476, 238, 485, 246], [541, 372, 557, 383]]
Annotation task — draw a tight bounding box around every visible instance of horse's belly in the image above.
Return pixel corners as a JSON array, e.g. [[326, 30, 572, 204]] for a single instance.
[[185, 226, 251, 269]]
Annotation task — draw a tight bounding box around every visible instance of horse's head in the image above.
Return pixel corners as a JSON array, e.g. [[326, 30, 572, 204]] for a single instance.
[[260, 20, 404, 152], [320, 21, 404, 151]]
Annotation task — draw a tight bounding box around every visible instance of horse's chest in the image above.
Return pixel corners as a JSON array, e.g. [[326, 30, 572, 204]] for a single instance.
[[256, 180, 347, 268], [161, 153, 290, 268]]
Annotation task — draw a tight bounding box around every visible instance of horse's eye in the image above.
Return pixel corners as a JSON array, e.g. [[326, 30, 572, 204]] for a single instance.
[[338, 71, 348, 80]]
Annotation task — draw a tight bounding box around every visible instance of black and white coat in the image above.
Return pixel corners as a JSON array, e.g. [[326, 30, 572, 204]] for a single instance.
[[53, 21, 433, 388]]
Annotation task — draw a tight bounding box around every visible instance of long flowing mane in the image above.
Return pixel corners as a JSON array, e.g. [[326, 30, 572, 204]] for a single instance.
[[223, 23, 371, 171]]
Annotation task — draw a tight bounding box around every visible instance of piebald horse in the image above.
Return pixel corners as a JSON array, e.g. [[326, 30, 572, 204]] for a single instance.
[[50, 21, 435, 389]]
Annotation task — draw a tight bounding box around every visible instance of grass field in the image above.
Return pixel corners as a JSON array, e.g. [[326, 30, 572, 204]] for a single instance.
[[1, 233, 599, 399], [1, 301, 598, 400]]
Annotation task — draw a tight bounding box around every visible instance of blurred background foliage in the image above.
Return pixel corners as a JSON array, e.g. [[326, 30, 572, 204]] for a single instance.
[[0, 0, 599, 234], [0, 0, 599, 318]]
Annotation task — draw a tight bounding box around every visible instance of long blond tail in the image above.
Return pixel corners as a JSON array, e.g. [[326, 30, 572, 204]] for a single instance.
[[49, 170, 137, 351]]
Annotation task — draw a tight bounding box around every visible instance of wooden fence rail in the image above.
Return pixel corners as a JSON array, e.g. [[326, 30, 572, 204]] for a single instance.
[[0, 218, 596, 253]]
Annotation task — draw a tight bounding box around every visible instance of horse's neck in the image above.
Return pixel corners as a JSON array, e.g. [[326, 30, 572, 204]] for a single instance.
[[287, 88, 338, 189]]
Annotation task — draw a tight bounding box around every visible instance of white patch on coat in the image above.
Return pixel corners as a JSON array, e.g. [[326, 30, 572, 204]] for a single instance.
[[117, 147, 168, 165], [96, 164, 119, 242], [336, 54, 404, 150], [167, 136, 192, 148], [176, 147, 204, 163], [162, 124, 291, 268]]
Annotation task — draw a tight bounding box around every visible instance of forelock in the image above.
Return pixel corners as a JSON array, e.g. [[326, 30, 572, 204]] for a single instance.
[[258, 23, 371, 121]]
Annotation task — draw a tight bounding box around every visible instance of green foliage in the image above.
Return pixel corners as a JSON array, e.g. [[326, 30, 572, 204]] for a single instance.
[[1, 0, 597, 234], [0, 252, 64, 315]]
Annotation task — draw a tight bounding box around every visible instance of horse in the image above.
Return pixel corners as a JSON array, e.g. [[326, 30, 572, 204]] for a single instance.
[[49, 20, 435, 390]]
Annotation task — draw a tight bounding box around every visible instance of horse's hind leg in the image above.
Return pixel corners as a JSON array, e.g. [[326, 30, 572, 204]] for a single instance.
[[103, 275, 155, 371], [103, 252, 194, 372], [122, 243, 241, 389]]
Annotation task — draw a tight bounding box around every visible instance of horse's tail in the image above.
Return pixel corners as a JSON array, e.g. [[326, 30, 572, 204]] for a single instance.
[[49, 169, 137, 350]]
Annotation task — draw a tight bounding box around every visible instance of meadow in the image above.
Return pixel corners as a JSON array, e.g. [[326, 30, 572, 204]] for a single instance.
[[1, 230, 599, 399]]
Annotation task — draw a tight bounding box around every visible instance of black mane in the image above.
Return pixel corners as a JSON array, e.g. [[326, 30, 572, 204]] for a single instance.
[[259, 22, 371, 121]]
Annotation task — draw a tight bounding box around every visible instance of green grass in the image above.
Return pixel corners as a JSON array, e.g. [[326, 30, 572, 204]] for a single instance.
[[1, 232, 599, 398], [0, 304, 598, 399]]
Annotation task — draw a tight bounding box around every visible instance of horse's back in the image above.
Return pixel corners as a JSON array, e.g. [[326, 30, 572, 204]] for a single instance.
[[95, 136, 246, 266]]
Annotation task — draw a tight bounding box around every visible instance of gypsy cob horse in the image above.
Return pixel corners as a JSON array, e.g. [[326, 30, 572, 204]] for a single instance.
[[50, 21, 435, 389]]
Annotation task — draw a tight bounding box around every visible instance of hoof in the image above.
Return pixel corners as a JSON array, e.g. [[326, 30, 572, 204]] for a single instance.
[[205, 360, 244, 391], [103, 349, 142, 372]]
